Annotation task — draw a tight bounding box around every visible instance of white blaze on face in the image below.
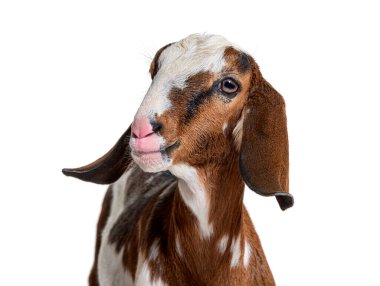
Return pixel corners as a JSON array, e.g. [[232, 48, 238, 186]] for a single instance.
[[134, 34, 232, 120], [131, 34, 234, 173]]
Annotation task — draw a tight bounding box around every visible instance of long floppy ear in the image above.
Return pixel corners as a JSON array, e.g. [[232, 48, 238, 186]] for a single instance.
[[239, 80, 294, 210], [62, 126, 132, 184]]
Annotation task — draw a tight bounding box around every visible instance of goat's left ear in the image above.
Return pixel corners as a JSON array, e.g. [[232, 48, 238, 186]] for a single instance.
[[239, 80, 294, 210], [62, 126, 132, 185]]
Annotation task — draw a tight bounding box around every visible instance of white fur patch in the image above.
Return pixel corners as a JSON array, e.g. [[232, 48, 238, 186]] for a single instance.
[[243, 240, 252, 268], [135, 34, 231, 120], [149, 239, 160, 261], [232, 112, 244, 151], [230, 234, 241, 268], [136, 75, 174, 118], [97, 169, 134, 286], [158, 34, 231, 87], [135, 251, 167, 286], [223, 122, 228, 136], [130, 136, 173, 173], [217, 235, 229, 254], [98, 245, 133, 286], [175, 235, 183, 256], [98, 168, 169, 285], [169, 164, 214, 239]]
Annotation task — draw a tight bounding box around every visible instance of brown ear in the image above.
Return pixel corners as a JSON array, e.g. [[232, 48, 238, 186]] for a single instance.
[[239, 80, 294, 210], [149, 43, 172, 79], [62, 126, 132, 184]]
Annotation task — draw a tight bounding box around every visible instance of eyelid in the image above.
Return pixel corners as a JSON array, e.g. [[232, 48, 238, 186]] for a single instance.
[[223, 76, 239, 84]]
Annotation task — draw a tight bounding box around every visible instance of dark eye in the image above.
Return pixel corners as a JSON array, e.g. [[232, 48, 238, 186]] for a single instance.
[[219, 78, 239, 95]]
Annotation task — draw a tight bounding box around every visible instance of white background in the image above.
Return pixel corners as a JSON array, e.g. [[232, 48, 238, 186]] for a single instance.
[[1, 0, 379, 285]]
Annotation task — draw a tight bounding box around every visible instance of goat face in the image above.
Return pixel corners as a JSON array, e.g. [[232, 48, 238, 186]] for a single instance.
[[130, 34, 253, 173], [63, 34, 294, 210]]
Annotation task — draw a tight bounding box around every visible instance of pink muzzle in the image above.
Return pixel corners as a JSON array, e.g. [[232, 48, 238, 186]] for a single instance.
[[131, 117, 161, 155]]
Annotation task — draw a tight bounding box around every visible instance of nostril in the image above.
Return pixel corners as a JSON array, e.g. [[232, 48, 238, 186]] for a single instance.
[[132, 118, 162, 139], [151, 120, 163, 133]]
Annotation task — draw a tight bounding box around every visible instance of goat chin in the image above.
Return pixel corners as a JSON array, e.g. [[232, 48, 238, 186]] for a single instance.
[[131, 152, 171, 173]]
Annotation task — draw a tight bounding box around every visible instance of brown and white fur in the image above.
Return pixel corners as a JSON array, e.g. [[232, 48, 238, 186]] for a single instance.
[[63, 34, 294, 286]]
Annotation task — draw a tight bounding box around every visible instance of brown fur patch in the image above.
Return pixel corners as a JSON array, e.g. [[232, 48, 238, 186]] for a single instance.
[[224, 47, 251, 74], [89, 187, 113, 286]]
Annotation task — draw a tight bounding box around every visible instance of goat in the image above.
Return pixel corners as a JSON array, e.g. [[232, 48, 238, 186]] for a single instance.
[[63, 34, 294, 286]]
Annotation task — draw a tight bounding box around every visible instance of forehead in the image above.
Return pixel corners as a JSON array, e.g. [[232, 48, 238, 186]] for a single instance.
[[156, 34, 240, 81]]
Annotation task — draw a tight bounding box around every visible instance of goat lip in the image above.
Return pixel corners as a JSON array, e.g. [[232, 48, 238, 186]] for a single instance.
[[131, 141, 179, 157]]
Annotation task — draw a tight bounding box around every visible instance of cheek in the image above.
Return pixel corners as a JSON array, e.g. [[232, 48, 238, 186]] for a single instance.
[[156, 111, 181, 145], [191, 99, 238, 132], [170, 101, 229, 163], [155, 88, 247, 165]]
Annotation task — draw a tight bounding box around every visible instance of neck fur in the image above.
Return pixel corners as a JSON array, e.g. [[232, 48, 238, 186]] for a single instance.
[[169, 151, 245, 241]]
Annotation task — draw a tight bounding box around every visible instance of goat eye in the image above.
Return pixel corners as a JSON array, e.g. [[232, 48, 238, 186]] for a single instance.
[[219, 78, 239, 94]]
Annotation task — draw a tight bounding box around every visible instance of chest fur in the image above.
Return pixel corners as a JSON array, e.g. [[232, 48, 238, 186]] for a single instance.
[[97, 167, 173, 286], [95, 166, 269, 286]]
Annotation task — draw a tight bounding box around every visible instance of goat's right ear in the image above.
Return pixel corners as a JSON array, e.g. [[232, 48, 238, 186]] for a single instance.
[[239, 80, 294, 210], [62, 126, 132, 185]]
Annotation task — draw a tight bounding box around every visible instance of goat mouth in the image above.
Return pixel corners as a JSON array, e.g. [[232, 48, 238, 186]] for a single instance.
[[163, 141, 180, 156], [132, 141, 180, 157]]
